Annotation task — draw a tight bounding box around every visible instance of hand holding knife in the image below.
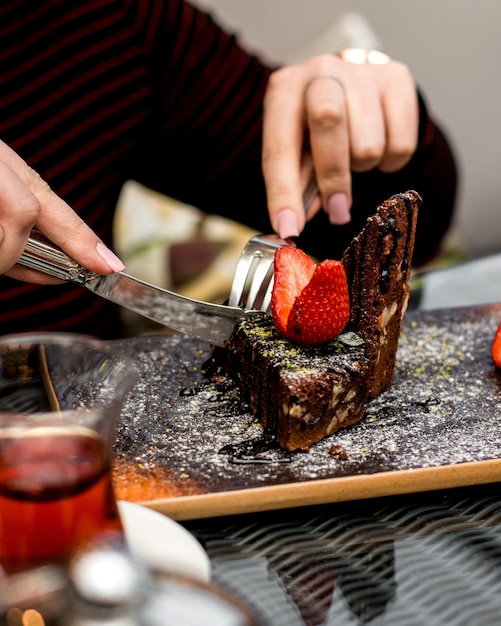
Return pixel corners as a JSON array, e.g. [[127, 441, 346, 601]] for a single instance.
[[18, 231, 256, 346]]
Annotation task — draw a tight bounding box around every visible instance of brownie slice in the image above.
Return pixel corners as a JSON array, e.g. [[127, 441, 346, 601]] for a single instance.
[[208, 191, 420, 451], [222, 313, 370, 451]]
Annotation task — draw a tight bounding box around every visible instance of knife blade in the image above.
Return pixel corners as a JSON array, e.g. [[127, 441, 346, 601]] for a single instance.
[[17, 232, 256, 346]]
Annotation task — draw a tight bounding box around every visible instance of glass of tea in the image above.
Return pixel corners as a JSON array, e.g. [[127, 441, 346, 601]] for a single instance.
[[0, 332, 137, 575]]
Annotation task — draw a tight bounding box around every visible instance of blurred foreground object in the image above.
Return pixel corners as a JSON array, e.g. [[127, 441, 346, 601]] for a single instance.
[[1, 544, 261, 625]]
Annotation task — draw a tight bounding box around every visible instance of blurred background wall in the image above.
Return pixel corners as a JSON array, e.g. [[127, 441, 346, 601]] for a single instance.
[[192, 0, 501, 259]]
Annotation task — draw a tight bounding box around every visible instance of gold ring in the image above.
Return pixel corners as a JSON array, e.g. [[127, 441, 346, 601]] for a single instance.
[[304, 74, 345, 94], [337, 48, 391, 65]]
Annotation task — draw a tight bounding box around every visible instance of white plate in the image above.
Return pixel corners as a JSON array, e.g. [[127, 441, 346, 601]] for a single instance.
[[117, 501, 210, 582]]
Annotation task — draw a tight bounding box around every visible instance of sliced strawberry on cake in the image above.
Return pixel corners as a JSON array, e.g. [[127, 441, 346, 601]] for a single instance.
[[272, 247, 350, 346]]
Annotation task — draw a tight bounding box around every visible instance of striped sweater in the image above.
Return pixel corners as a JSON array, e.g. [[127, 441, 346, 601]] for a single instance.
[[0, 0, 456, 337]]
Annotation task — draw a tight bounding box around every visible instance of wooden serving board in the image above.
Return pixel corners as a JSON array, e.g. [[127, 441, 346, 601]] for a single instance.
[[112, 304, 501, 520]]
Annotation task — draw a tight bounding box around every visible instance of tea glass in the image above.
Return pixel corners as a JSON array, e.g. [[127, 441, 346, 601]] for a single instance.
[[0, 332, 137, 575]]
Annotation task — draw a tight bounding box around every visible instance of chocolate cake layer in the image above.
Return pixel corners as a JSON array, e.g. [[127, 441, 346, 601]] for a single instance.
[[210, 313, 370, 451]]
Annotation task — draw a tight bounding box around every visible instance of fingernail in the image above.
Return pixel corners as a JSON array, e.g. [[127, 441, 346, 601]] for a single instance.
[[96, 242, 125, 272], [277, 209, 300, 239], [327, 193, 351, 225]]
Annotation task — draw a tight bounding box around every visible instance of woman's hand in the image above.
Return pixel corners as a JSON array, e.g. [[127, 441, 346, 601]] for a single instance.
[[262, 51, 419, 238], [0, 140, 124, 283]]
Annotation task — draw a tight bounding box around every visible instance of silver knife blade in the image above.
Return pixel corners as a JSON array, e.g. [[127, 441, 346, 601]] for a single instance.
[[18, 233, 256, 346], [85, 271, 252, 346]]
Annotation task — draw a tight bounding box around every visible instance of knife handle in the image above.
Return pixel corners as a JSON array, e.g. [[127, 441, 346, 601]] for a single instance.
[[17, 232, 97, 285]]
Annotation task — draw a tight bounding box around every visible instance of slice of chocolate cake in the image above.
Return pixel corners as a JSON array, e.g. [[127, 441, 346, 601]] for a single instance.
[[208, 191, 421, 451], [221, 314, 370, 451]]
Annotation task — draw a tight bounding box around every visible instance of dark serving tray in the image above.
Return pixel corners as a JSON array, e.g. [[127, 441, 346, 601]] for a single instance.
[[112, 304, 501, 520]]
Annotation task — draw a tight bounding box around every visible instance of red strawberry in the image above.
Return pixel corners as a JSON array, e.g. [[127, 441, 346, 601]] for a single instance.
[[272, 246, 350, 346], [272, 246, 316, 336], [492, 321, 501, 368]]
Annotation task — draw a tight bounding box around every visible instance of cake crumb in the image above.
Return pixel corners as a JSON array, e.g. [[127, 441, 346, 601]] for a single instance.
[[328, 444, 349, 460]]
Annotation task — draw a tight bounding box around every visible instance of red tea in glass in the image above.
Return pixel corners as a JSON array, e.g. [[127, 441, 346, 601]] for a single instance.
[[0, 333, 136, 575], [0, 426, 122, 573]]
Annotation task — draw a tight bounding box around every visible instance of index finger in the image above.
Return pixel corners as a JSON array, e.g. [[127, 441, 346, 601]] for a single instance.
[[262, 66, 308, 237]]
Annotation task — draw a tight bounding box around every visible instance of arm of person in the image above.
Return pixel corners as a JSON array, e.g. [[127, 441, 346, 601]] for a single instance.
[[133, 0, 456, 266], [0, 140, 125, 283]]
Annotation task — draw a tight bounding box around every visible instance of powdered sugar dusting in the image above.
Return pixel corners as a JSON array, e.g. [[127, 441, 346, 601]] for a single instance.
[[113, 305, 501, 500]]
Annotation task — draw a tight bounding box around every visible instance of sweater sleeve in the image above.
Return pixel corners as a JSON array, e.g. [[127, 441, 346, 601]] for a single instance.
[[128, 0, 271, 216]]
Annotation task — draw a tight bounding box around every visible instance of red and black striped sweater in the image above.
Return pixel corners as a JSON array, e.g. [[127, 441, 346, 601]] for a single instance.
[[0, 0, 456, 338]]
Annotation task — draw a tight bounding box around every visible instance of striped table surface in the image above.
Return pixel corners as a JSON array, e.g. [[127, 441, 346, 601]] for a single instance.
[[185, 483, 501, 626]]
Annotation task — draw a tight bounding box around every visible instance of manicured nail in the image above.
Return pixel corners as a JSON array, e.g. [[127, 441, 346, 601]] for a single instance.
[[277, 209, 300, 239], [327, 193, 351, 225], [96, 242, 125, 272]]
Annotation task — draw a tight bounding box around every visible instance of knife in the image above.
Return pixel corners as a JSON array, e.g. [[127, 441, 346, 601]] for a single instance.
[[17, 232, 257, 346]]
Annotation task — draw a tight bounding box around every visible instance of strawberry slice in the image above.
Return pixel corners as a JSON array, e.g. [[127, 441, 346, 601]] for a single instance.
[[272, 246, 316, 336], [272, 247, 350, 346], [492, 320, 501, 368]]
